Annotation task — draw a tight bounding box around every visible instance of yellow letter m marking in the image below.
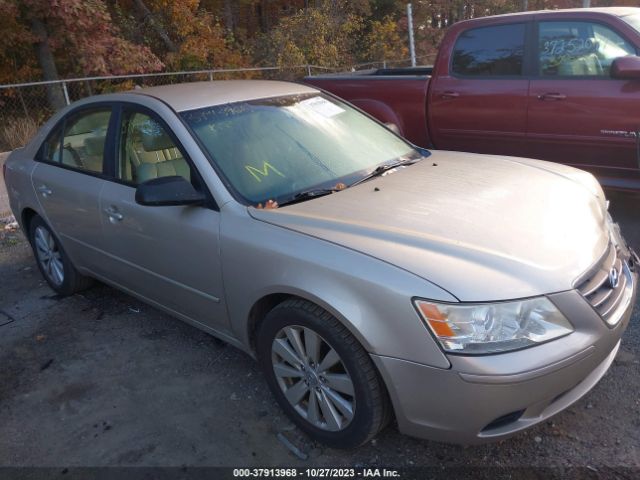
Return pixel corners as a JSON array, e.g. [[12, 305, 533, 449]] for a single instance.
[[245, 162, 285, 182]]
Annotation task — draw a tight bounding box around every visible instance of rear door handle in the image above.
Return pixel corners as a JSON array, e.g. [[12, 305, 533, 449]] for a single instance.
[[104, 206, 124, 222], [37, 185, 52, 197], [537, 92, 566, 101], [441, 91, 460, 99]]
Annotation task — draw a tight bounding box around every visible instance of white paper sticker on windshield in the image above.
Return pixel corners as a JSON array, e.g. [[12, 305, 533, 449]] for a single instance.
[[299, 96, 345, 118]]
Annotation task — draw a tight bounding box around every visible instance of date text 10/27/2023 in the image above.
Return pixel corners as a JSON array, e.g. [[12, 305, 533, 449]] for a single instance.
[[232, 468, 401, 478]]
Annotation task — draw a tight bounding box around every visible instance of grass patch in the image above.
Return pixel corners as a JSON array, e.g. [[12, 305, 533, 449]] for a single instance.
[[0, 117, 38, 150]]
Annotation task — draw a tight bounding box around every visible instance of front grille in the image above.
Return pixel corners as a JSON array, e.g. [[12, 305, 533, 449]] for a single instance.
[[576, 243, 633, 326]]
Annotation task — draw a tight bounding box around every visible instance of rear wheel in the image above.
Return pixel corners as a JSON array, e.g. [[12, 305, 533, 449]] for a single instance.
[[257, 299, 390, 449], [28, 215, 93, 296]]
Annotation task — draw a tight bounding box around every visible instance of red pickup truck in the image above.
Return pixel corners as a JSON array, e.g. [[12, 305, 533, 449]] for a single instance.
[[305, 7, 640, 192]]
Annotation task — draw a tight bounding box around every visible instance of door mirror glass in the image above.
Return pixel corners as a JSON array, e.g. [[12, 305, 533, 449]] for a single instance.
[[135, 176, 206, 207], [611, 55, 640, 80]]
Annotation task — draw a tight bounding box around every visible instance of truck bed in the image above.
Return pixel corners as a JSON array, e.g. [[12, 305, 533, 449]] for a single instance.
[[311, 66, 433, 77]]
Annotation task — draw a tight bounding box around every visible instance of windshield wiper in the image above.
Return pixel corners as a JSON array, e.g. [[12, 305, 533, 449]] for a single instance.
[[273, 156, 423, 208], [350, 157, 421, 187], [277, 188, 337, 207]]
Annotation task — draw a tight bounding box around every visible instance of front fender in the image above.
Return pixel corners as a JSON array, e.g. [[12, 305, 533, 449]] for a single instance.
[[220, 207, 453, 369]]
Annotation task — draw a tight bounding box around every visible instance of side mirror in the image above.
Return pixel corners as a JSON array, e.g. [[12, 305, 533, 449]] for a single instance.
[[135, 176, 206, 207], [611, 56, 640, 80], [385, 122, 401, 135]]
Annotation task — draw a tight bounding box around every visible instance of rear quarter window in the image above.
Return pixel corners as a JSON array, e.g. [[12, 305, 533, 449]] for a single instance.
[[452, 24, 526, 76], [39, 125, 63, 163]]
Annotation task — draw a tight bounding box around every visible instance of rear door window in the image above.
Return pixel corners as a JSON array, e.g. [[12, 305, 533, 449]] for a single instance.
[[452, 24, 526, 76], [60, 109, 112, 173]]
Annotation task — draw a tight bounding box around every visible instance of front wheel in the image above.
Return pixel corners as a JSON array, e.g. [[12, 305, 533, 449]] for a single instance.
[[257, 299, 390, 449]]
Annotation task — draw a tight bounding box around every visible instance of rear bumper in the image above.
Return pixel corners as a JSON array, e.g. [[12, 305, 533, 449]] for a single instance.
[[372, 272, 635, 444]]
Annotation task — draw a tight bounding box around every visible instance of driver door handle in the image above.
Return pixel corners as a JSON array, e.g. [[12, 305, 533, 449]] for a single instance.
[[441, 91, 460, 99], [104, 206, 124, 222], [537, 92, 567, 101], [37, 185, 52, 197]]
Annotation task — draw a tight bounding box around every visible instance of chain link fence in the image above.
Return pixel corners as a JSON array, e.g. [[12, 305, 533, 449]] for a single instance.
[[0, 58, 434, 152]]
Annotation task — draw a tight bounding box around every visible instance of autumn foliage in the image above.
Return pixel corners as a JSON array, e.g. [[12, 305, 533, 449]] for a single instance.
[[0, 0, 638, 86]]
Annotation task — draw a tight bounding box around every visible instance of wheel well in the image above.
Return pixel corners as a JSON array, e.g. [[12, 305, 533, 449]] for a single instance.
[[21, 208, 38, 235], [247, 293, 396, 428], [247, 293, 366, 356], [247, 293, 292, 354]]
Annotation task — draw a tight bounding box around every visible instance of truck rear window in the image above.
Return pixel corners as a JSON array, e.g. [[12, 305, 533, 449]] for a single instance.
[[452, 24, 525, 77]]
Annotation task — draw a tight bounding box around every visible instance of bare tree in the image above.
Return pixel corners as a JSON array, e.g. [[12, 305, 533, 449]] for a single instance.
[[223, 0, 235, 34], [132, 0, 178, 53], [30, 18, 65, 110]]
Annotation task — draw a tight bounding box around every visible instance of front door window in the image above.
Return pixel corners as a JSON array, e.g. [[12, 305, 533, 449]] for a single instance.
[[539, 21, 636, 77], [117, 110, 192, 185]]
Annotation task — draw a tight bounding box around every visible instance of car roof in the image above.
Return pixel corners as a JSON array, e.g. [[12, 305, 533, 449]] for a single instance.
[[125, 80, 320, 112], [456, 7, 640, 25]]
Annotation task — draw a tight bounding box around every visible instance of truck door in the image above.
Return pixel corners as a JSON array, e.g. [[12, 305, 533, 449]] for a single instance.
[[527, 19, 640, 189], [429, 22, 530, 157]]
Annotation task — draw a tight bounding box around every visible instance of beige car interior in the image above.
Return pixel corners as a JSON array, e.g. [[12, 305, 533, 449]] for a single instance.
[[557, 38, 604, 76], [61, 111, 111, 173], [120, 113, 191, 184]]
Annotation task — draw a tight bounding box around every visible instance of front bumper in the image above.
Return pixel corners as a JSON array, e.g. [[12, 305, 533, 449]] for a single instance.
[[373, 268, 636, 444]]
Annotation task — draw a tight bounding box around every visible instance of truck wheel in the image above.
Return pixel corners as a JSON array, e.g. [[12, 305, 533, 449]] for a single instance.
[[257, 299, 390, 449], [28, 215, 93, 296]]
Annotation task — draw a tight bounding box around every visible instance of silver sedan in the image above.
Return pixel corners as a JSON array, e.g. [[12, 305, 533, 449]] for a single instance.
[[3, 80, 637, 448]]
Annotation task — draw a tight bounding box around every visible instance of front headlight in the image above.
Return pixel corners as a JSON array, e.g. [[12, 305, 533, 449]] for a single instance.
[[414, 297, 573, 355]]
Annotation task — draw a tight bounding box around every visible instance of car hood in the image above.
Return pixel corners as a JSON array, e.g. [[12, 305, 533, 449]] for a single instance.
[[249, 151, 610, 301]]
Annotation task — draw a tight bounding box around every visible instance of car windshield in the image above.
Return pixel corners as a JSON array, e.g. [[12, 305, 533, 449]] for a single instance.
[[622, 13, 640, 34], [181, 93, 422, 206]]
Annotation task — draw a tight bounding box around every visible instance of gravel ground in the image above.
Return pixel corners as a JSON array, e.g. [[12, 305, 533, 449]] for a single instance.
[[0, 193, 638, 473]]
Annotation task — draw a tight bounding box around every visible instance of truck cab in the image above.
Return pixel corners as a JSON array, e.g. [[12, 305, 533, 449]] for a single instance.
[[306, 8, 640, 192]]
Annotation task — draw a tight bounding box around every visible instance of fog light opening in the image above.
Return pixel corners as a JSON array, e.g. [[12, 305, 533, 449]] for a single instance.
[[481, 409, 526, 432]]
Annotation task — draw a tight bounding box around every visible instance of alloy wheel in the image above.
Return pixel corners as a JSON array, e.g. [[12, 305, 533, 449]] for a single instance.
[[271, 325, 355, 432], [34, 226, 64, 286]]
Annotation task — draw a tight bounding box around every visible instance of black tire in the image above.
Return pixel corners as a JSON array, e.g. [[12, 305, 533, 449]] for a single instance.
[[257, 298, 391, 449], [28, 215, 93, 296]]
